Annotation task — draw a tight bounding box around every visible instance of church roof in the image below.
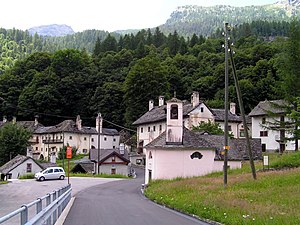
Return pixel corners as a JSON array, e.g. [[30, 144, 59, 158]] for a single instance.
[[145, 128, 262, 161]]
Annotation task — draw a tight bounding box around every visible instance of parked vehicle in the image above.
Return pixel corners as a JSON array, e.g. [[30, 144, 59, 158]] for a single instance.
[[35, 167, 65, 181]]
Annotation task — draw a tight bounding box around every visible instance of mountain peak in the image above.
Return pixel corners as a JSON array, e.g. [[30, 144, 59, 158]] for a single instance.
[[28, 24, 75, 37]]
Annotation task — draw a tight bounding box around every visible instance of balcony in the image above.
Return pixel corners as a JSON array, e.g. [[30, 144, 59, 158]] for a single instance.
[[42, 139, 64, 144]]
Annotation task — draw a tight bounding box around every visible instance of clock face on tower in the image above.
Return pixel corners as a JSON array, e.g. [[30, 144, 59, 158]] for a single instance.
[[170, 104, 178, 119]]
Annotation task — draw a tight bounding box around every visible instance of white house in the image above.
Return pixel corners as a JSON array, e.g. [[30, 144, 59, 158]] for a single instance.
[[132, 92, 246, 161], [1, 114, 120, 161], [249, 100, 299, 152], [0, 155, 43, 180], [144, 97, 261, 184]]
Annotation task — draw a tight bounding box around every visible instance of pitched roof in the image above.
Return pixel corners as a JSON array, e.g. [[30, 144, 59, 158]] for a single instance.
[[132, 102, 194, 125], [145, 128, 262, 161], [211, 108, 242, 122], [89, 148, 130, 164], [200, 135, 262, 161], [17, 121, 44, 133], [145, 127, 216, 150], [249, 100, 288, 117], [71, 162, 94, 173], [0, 155, 43, 174], [132, 101, 242, 125], [45, 120, 119, 135]]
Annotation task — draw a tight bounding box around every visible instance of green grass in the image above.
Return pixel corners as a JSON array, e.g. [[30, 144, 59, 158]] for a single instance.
[[0, 180, 8, 184], [145, 152, 300, 225], [18, 173, 35, 179]]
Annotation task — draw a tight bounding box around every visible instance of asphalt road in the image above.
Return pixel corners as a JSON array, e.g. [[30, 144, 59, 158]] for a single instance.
[[0, 177, 121, 225], [63, 168, 209, 225]]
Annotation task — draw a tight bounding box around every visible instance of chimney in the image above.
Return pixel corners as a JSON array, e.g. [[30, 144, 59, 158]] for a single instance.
[[230, 102, 236, 115], [149, 99, 154, 111], [191, 91, 200, 108], [166, 97, 183, 144], [3, 116, 7, 123], [159, 96, 164, 106], [34, 115, 39, 126], [96, 113, 103, 133], [12, 116, 16, 124], [76, 115, 82, 130]]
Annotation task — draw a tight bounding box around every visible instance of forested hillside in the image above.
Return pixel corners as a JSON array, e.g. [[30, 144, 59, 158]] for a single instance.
[[160, 2, 300, 37], [1, 20, 300, 130]]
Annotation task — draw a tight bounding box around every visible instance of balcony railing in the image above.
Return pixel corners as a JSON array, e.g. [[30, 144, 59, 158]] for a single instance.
[[42, 139, 64, 144]]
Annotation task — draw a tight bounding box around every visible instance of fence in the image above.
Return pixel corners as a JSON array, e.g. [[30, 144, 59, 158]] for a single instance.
[[0, 184, 71, 225]]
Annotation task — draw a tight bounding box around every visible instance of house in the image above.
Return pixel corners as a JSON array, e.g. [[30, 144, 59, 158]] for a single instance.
[[132, 92, 246, 161], [144, 97, 261, 184], [89, 147, 130, 176], [71, 162, 94, 174], [249, 100, 299, 152], [0, 155, 43, 180], [1, 114, 120, 161]]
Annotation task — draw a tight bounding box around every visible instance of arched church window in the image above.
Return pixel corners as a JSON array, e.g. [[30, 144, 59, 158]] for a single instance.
[[170, 104, 178, 119]]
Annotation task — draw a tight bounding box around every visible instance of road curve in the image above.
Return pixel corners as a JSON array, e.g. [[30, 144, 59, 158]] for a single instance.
[[63, 168, 210, 225]]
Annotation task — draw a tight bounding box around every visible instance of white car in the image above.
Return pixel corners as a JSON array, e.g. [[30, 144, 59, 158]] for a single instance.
[[35, 167, 65, 181]]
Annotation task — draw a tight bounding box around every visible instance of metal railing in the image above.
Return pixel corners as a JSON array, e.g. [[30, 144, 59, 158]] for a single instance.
[[0, 184, 71, 225]]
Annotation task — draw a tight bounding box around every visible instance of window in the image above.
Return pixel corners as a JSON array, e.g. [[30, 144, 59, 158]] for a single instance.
[[159, 125, 162, 131], [240, 130, 245, 137], [170, 104, 178, 119], [262, 144, 266, 152], [69, 136, 72, 140], [262, 117, 266, 124], [84, 137, 87, 141], [148, 127, 150, 132], [228, 125, 232, 131], [200, 107, 204, 113], [113, 138, 116, 142], [104, 137, 107, 141], [60, 136, 63, 139], [41, 148, 43, 151], [112, 156, 116, 162], [153, 126, 156, 132], [83, 149, 87, 154], [111, 168, 116, 175], [91, 138, 94, 142], [26, 163, 32, 173], [260, 131, 268, 137], [149, 151, 152, 159], [36, 147, 38, 151], [280, 116, 285, 122], [141, 127, 143, 133], [113, 146, 115, 149]]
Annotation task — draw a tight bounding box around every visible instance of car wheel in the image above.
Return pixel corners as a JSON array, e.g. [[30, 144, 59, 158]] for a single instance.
[[39, 176, 45, 181], [59, 175, 65, 180]]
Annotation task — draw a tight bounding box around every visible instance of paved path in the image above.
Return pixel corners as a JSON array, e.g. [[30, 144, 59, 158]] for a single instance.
[[64, 169, 209, 225]]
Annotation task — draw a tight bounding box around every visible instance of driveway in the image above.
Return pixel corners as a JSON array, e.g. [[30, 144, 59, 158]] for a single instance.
[[0, 177, 121, 219]]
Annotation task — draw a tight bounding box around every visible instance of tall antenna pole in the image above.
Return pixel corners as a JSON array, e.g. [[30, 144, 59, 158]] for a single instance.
[[224, 22, 229, 187]]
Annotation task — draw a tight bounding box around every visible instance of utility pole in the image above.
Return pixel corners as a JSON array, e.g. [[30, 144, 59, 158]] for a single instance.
[[227, 34, 257, 180], [224, 22, 230, 187], [97, 113, 101, 174]]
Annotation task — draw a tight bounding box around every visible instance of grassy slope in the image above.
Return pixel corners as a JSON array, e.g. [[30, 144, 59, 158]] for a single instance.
[[145, 153, 300, 225]]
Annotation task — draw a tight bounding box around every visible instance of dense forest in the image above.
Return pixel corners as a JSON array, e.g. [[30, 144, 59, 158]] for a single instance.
[[0, 20, 299, 131]]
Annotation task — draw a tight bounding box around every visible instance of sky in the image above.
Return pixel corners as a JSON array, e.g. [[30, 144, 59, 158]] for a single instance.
[[1, 0, 277, 32]]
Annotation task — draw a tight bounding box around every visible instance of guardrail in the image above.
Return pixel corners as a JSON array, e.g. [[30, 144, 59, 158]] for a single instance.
[[0, 184, 71, 225]]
